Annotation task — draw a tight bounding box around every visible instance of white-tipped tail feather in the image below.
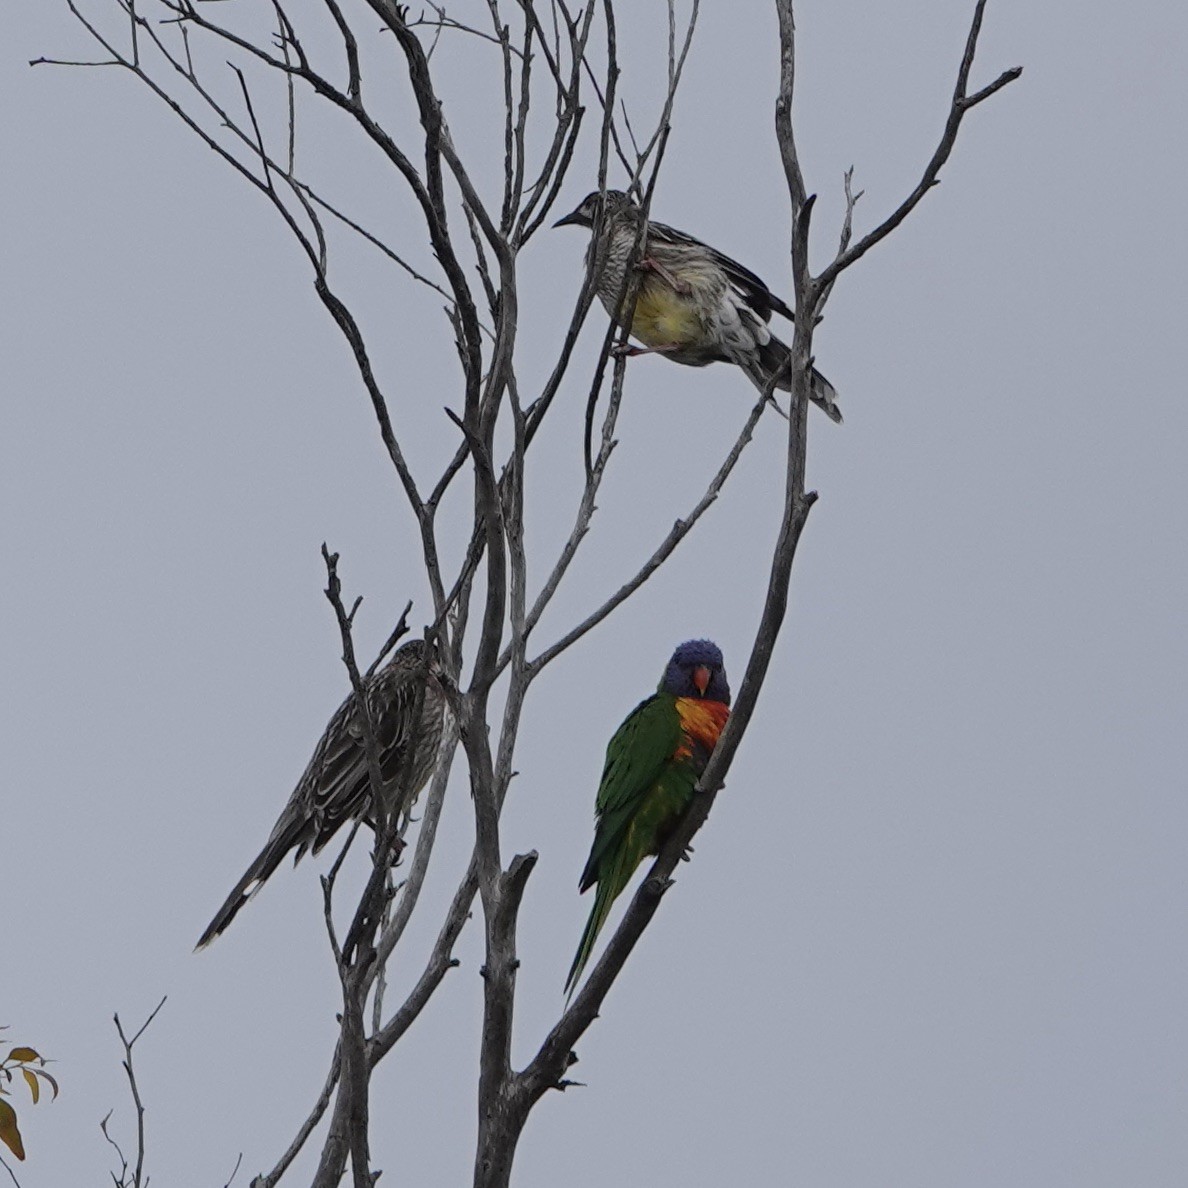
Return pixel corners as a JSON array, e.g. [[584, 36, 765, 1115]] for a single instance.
[[752, 336, 843, 423]]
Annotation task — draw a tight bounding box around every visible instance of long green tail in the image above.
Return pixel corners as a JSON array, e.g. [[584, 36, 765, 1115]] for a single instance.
[[564, 878, 618, 1000]]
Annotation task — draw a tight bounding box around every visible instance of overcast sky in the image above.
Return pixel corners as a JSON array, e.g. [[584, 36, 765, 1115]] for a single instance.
[[5, 2, 1188, 1185]]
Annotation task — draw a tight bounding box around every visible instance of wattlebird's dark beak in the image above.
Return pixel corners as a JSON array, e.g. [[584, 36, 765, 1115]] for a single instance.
[[693, 666, 710, 696], [553, 207, 584, 228]]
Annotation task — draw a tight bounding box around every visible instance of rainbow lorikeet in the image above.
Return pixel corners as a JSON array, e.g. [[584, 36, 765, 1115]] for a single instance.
[[565, 639, 731, 996]]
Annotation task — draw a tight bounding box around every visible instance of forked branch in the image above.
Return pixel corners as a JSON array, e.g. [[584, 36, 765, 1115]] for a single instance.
[[813, 0, 1021, 296]]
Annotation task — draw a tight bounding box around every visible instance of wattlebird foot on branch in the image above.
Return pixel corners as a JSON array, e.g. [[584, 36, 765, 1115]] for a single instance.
[[610, 341, 681, 359]]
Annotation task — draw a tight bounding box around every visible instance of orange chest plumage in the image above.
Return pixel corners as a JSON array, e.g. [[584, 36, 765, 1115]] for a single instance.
[[672, 697, 730, 768]]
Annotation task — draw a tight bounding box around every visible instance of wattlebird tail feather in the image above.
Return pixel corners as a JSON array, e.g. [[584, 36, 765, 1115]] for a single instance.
[[194, 814, 307, 951], [751, 336, 843, 423]]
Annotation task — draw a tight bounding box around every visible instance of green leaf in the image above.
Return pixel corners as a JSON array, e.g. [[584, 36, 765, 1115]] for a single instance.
[[21, 1070, 38, 1105], [7, 1048, 40, 1064], [0, 1098, 24, 1161]]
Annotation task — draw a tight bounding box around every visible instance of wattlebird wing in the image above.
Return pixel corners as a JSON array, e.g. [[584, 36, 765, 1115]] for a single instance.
[[299, 657, 433, 849], [647, 219, 794, 323]]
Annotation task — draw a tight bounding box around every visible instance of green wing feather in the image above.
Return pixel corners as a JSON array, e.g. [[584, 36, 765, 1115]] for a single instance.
[[581, 693, 681, 885], [565, 694, 690, 996]]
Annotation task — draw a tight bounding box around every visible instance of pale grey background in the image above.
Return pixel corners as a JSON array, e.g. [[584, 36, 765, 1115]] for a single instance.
[[4, 2, 1187, 1185]]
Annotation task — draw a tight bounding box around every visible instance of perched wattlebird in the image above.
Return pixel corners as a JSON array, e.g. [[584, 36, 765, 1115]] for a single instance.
[[555, 189, 842, 422], [196, 639, 447, 950], [565, 639, 732, 997]]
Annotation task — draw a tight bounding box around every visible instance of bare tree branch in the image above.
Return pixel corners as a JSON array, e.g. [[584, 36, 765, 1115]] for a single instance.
[[40, 3, 1018, 1185], [108, 996, 167, 1188], [222, 1152, 244, 1188], [529, 393, 770, 674], [249, 1049, 339, 1188], [0, 1152, 22, 1188], [813, 0, 1021, 295]]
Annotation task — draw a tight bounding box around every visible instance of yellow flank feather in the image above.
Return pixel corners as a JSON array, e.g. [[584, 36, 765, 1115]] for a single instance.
[[630, 278, 704, 349]]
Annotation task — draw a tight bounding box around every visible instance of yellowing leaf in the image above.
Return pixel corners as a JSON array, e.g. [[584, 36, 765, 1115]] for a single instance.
[[21, 1070, 38, 1105], [6, 1049, 40, 1064], [0, 1098, 24, 1161]]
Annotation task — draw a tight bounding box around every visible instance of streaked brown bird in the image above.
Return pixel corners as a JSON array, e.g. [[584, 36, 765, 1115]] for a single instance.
[[555, 189, 842, 422], [195, 639, 447, 949]]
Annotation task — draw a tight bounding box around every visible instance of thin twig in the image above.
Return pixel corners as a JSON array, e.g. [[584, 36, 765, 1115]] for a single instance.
[[0, 1152, 22, 1188], [221, 1152, 244, 1188], [111, 996, 167, 1188], [530, 393, 769, 674], [250, 1047, 340, 1188], [409, 6, 524, 55], [816, 166, 863, 311]]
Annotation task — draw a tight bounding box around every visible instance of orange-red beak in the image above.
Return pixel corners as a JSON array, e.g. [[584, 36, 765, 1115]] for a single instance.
[[692, 665, 710, 696]]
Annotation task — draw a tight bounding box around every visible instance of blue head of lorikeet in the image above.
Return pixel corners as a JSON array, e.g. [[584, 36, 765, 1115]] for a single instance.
[[565, 639, 731, 997], [661, 638, 731, 703]]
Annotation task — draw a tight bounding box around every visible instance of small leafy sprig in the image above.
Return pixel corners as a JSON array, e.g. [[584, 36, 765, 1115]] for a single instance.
[[0, 1029, 58, 1162]]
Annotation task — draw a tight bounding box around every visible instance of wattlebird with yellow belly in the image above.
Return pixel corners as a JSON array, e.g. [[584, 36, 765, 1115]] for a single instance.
[[195, 639, 447, 950], [565, 639, 732, 998], [555, 189, 842, 422]]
